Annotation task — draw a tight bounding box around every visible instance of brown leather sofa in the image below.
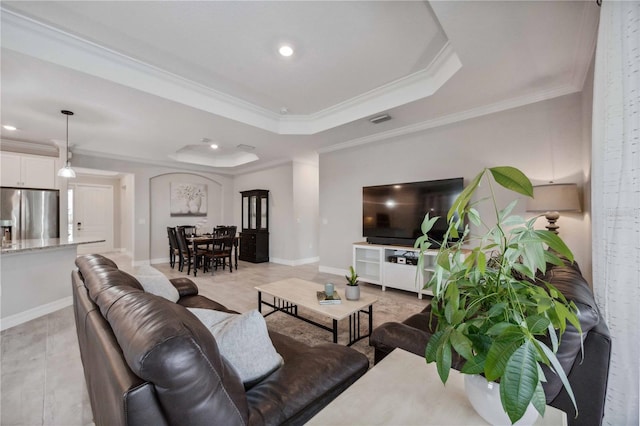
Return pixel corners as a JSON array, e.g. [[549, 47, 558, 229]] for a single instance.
[[370, 257, 611, 426], [72, 254, 368, 426]]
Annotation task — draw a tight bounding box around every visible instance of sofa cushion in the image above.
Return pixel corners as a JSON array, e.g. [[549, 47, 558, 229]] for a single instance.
[[102, 288, 250, 426], [188, 308, 283, 386], [133, 266, 180, 302]]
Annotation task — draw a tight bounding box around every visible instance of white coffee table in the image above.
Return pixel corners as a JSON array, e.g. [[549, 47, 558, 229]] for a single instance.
[[308, 348, 567, 425], [255, 278, 378, 346]]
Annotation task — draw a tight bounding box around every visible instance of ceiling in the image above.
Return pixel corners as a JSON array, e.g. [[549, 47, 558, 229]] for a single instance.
[[0, 1, 599, 175]]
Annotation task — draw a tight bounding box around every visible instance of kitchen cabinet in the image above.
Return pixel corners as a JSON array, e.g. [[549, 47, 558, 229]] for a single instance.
[[1, 152, 56, 189]]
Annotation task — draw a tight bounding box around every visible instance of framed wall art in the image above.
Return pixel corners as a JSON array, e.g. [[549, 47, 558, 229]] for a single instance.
[[170, 182, 207, 216]]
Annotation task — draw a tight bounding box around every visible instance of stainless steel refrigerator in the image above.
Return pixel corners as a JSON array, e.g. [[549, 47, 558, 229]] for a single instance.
[[0, 187, 59, 240]]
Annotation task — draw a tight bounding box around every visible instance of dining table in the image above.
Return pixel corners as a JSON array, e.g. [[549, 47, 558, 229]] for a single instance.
[[186, 234, 239, 275]]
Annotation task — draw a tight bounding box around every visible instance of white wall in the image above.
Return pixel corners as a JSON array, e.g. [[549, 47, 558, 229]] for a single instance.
[[319, 93, 592, 283]]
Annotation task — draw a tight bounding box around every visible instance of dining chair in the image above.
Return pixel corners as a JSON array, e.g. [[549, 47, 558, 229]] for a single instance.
[[176, 226, 199, 275], [200, 236, 234, 275], [166, 226, 180, 269]]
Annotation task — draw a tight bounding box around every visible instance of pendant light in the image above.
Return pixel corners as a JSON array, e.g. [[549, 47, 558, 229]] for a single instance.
[[57, 110, 76, 178]]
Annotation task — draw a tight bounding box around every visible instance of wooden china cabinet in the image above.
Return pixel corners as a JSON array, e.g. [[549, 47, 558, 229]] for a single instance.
[[239, 190, 269, 263]]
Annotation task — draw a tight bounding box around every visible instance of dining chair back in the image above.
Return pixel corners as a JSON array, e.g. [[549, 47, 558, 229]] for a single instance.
[[167, 227, 180, 269], [176, 226, 196, 275]]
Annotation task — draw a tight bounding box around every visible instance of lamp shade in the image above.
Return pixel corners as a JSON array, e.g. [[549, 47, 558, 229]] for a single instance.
[[57, 165, 76, 178], [526, 184, 581, 213]]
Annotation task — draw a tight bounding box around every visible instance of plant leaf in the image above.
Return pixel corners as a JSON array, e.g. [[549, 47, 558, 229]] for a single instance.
[[425, 330, 446, 363], [500, 340, 539, 424], [448, 171, 483, 221], [537, 340, 578, 417], [534, 230, 574, 262], [421, 213, 440, 236], [461, 353, 486, 374], [436, 341, 452, 383], [450, 328, 474, 360], [489, 166, 534, 197], [485, 334, 523, 381], [531, 381, 547, 417], [468, 208, 481, 226], [526, 315, 551, 334]]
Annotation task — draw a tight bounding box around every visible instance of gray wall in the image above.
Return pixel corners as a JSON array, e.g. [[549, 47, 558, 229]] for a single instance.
[[233, 161, 320, 265], [73, 155, 234, 264], [149, 172, 225, 263], [319, 93, 592, 284]]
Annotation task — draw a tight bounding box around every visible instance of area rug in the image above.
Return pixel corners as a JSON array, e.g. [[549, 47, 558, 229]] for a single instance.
[[263, 294, 427, 367]]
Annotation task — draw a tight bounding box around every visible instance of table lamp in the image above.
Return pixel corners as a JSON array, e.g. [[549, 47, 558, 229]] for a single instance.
[[526, 183, 581, 234]]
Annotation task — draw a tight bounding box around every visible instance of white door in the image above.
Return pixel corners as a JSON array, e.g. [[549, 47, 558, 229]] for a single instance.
[[74, 184, 114, 255]]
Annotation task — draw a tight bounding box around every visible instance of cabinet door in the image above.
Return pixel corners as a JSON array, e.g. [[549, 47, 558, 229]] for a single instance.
[[22, 156, 55, 188], [1, 153, 22, 186]]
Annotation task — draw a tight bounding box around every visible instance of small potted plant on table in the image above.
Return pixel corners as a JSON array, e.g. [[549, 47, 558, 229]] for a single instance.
[[345, 266, 360, 300], [415, 166, 581, 425]]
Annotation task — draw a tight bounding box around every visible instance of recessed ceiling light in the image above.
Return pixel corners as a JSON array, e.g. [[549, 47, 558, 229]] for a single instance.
[[3, 125, 17, 131], [278, 45, 294, 57], [210, 143, 219, 150]]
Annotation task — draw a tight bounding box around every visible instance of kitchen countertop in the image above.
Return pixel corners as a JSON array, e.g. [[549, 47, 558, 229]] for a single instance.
[[0, 237, 106, 255]]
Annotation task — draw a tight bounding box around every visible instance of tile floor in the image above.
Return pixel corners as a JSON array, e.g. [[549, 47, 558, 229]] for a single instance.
[[0, 252, 427, 425]]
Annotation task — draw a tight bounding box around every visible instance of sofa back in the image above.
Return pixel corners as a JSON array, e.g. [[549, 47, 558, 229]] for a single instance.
[[538, 260, 611, 424], [73, 255, 249, 426]]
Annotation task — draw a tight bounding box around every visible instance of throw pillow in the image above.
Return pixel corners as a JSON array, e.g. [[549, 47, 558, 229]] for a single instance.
[[133, 265, 180, 303], [188, 308, 283, 385]]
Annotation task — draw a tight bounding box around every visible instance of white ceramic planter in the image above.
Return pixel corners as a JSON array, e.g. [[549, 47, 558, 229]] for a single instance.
[[464, 374, 539, 426], [345, 285, 360, 300]]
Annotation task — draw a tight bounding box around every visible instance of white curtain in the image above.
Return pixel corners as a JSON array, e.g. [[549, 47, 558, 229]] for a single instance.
[[591, 1, 640, 425]]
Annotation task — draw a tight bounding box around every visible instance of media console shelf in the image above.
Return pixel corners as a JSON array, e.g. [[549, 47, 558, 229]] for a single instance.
[[353, 242, 437, 299]]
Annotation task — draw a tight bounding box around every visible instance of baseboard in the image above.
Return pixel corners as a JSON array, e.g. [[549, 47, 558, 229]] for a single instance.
[[0, 296, 73, 331], [149, 257, 169, 265], [270, 256, 320, 266], [319, 265, 349, 277]]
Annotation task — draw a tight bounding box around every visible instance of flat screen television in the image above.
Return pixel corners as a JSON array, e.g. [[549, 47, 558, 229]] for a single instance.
[[362, 177, 464, 246]]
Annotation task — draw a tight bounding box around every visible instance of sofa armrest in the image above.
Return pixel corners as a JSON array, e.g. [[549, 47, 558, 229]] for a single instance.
[[169, 278, 199, 297], [369, 322, 431, 364]]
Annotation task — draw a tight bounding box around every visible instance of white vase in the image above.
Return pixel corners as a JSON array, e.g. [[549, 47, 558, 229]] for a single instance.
[[464, 374, 539, 426], [188, 198, 202, 214], [345, 285, 360, 300]]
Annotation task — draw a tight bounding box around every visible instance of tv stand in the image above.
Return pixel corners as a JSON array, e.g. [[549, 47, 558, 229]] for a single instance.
[[353, 242, 437, 299]]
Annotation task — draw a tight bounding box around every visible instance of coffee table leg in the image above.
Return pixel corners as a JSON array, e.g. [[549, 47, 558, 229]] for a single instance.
[[333, 319, 338, 343], [258, 291, 262, 314]]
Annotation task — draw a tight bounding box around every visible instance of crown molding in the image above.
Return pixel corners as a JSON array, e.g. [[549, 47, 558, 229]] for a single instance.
[[2, 7, 459, 136], [568, 1, 599, 90], [72, 148, 236, 176], [0, 138, 59, 157], [318, 83, 582, 155], [1, 8, 281, 133], [278, 43, 462, 134]]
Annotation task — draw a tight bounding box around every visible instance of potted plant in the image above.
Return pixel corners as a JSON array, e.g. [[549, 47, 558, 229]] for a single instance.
[[414, 166, 581, 424], [344, 266, 360, 300]]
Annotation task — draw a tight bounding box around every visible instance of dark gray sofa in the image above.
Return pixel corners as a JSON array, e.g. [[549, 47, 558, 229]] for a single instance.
[[370, 257, 611, 426]]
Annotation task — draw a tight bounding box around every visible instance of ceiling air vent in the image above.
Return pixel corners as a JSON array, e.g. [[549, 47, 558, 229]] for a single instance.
[[237, 144, 256, 151], [369, 114, 391, 124]]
